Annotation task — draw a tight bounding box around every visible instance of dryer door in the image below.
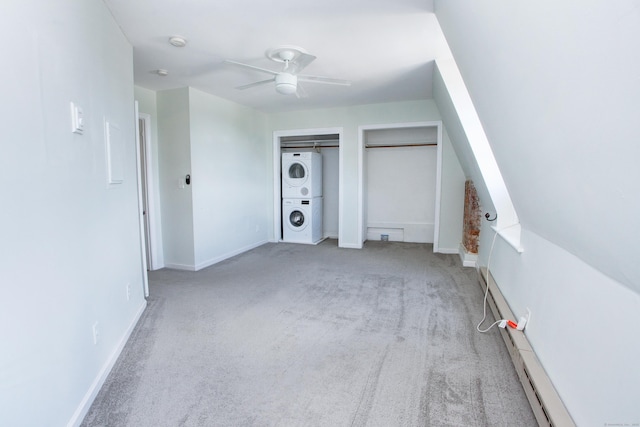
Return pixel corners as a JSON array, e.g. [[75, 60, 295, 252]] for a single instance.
[[283, 160, 309, 189]]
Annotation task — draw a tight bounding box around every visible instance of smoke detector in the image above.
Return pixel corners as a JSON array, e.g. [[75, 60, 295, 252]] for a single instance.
[[169, 36, 187, 47]]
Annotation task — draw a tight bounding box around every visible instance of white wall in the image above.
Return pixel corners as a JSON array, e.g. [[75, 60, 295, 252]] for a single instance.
[[188, 88, 269, 269], [157, 88, 195, 269], [156, 87, 269, 270], [436, 129, 465, 252], [267, 100, 464, 249], [0, 1, 146, 425], [435, 0, 640, 291], [366, 145, 437, 243], [434, 1, 640, 424], [479, 224, 640, 426], [320, 147, 340, 239]]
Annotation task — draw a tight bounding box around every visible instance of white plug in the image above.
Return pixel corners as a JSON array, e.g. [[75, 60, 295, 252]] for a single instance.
[[516, 308, 531, 331], [516, 316, 527, 330], [498, 320, 508, 328]]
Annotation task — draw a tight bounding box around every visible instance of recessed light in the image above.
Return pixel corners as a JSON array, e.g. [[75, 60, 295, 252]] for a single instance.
[[155, 69, 169, 76], [169, 36, 187, 47]]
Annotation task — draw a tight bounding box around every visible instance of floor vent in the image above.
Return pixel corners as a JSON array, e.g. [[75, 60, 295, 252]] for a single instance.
[[478, 268, 575, 427]]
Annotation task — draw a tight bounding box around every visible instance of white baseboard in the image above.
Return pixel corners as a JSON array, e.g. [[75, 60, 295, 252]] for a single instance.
[[366, 222, 434, 243], [458, 243, 478, 267], [478, 268, 575, 427], [436, 247, 459, 254], [67, 300, 147, 427], [163, 262, 196, 271], [164, 241, 269, 271], [194, 240, 268, 271], [339, 242, 363, 249]]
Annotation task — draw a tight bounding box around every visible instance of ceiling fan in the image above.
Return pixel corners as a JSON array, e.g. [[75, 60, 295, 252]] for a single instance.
[[224, 45, 351, 97]]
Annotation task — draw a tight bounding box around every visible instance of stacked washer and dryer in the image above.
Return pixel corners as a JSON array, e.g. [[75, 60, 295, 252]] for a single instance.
[[281, 152, 323, 244]]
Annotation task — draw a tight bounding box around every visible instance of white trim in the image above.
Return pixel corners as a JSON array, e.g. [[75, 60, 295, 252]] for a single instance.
[[435, 58, 522, 250], [492, 224, 524, 253], [273, 127, 344, 245], [272, 134, 282, 242], [437, 247, 459, 254], [162, 262, 197, 272], [338, 242, 362, 249], [433, 123, 444, 252], [337, 129, 347, 248], [164, 240, 268, 271], [138, 113, 164, 270], [357, 128, 365, 247], [67, 300, 147, 427], [133, 102, 149, 298], [194, 240, 268, 271], [358, 121, 443, 251], [458, 243, 479, 267]]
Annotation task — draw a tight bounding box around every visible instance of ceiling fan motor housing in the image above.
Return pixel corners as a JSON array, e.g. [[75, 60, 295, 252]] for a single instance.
[[275, 73, 297, 95]]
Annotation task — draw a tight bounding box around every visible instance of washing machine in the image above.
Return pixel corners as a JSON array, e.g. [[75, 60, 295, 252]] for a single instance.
[[282, 152, 322, 198], [282, 198, 323, 244]]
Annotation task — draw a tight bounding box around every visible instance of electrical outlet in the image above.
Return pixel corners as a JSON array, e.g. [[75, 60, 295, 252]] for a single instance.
[[92, 322, 99, 345], [70, 102, 84, 134]]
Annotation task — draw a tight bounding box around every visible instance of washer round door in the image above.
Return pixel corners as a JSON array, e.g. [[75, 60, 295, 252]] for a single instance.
[[286, 206, 309, 232], [288, 209, 306, 230]]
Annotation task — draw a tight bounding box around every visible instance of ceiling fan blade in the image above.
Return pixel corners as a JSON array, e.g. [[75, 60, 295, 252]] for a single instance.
[[291, 53, 317, 74], [235, 78, 275, 90], [223, 59, 279, 76], [296, 83, 308, 99], [298, 75, 352, 86]]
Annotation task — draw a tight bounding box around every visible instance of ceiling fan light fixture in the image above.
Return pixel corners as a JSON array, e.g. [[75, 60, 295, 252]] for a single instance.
[[275, 73, 297, 95]]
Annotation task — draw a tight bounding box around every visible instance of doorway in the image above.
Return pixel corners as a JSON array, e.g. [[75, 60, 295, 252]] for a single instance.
[[137, 112, 164, 271], [358, 122, 443, 250], [273, 128, 344, 246]]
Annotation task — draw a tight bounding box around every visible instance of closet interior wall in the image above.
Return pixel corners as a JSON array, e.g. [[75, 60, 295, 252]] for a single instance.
[[365, 126, 438, 243]]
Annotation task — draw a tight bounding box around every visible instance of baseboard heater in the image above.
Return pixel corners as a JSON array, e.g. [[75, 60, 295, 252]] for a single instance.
[[477, 267, 575, 427]]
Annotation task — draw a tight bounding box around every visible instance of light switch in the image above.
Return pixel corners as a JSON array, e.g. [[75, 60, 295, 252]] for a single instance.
[[70, 102, 84, 134]]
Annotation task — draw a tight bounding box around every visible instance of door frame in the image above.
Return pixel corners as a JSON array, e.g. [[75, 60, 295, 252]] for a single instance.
[[134, 102, 149, 297], [357, 121, 443, 250], [137, 112, 164, 272], [272, 127, 344, 245]]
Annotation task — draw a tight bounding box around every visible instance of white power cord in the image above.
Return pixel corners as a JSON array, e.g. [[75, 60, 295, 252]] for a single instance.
[[476, 228, 503, 333], [476, 222, 527, 333]]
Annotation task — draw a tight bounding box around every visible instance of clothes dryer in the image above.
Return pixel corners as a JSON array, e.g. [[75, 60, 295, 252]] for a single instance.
[[282, 198, 323, 244], [282, 152, 322, 198]]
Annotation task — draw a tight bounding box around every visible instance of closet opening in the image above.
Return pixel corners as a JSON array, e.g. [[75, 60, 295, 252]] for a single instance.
[[273, 128, 344, 247], [358, 122, 443, 249]]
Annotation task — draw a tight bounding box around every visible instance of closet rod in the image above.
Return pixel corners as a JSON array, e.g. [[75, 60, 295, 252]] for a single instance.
[[281, 145, 339, 149], [366, 142, 437, 148], [281, 142, 437, 149], [280, 139, 339, 144]]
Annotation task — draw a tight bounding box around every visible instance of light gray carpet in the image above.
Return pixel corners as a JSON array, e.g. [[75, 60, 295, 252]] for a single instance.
[[81, 240, 536, 426]]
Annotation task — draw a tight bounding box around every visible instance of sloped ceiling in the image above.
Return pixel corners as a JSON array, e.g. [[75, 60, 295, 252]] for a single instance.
[[104, 0, 448, 113], [434, 0, 640, 291]]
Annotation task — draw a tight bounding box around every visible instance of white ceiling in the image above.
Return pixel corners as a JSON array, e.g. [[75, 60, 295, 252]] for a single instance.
[[104, 0, 446, 113]]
